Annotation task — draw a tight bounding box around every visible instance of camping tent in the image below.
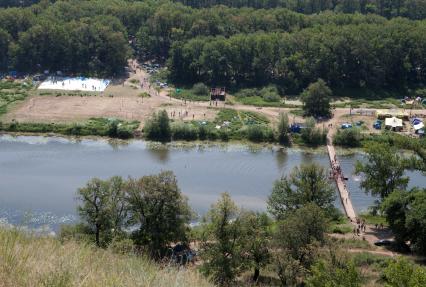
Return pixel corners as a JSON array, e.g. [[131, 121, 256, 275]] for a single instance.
[[385, 117, 403, 131]]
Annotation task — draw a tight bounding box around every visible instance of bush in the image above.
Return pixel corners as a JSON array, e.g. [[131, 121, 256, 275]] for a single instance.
[[246, 124, 274, 142], [260, 85, 281, 102], [198, 125, 208, 140], [171, 122, 198, 141], [234, 88, 259, 98], [334, 128, 362, 147], [218, 129, 229, 141], [301, 118, 327, 146], [192, 83, 209, 96]]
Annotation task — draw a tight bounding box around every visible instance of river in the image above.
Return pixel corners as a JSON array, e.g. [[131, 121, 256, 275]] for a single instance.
[[0, 134, 424, 233]]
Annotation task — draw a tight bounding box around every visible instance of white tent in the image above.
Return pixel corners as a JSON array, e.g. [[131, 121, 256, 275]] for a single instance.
[[385, 117, 403, 131]]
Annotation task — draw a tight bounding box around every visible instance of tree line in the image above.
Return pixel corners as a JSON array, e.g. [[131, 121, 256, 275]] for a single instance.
[[0, 0, 425, 87], [143, 109, 328, 146], [174, 0, 426, 19], [168, 19, 426, 93]]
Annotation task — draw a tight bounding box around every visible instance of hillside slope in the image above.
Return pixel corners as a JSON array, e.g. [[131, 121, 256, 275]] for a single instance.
[[0, 228, 212, 287]]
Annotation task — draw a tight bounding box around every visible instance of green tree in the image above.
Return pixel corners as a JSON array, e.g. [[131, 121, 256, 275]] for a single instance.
[[268, 163, 335, 219], [380, 189, 411, 245], [125, 171, 191, 258], [240, 211, 271, 282], [382, 188, 426, 255], [77, 177, 127, 247], [355, 142, 409, 199], [301, 79, 332, 118], [200, 193, 245, 286], [273, 204, 329, 284], [277, 112, 290, 145], [144, 110, 171, 142]]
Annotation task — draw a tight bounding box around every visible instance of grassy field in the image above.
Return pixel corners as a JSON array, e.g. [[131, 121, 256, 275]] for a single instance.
[[235, 95, 286, 107], [0, 227, 211, 287], [0, 80, 32, 117], [171, 89, 210, 102]]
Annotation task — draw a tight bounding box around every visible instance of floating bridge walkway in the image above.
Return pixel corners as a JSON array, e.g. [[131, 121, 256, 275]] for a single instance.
[[327, 132, 357, 222]]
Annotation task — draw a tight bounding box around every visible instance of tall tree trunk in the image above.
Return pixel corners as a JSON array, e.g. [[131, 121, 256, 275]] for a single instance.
[[253, 267, 260, 282], [95, 224, 100, 247]]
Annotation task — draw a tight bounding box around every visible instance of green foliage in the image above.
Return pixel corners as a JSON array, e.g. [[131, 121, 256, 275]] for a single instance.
[[306, 259, 361, 287], [330, 224, 353, 234], [144, 110, 171, 142], [362, 132, 426, 171], [175, 0, 425, 19], [240, 211, 272, 282], [358, 212, 387, 226], [171, 122, 198, 141], [381, 188, 426, 255], [0, 80, 30, 116], [268, 163, 335, 219], [273, 204, 329, 285], [245, 124, 275, 142], [192, 82, 209, 96], [75, 171, 191, 259], [0, 118, 139, 139], [384, 257, 426, 287], [301, 79, 332, 118], [138, 92, 150, 98], [333, 128, 362, 147], [277, 112, 290, 145], [76, 176, 127, 247], [126, 171, 192, 257], [200, 193, 245, 286], [301, 117, 327, 146], [355, 142, 409, 199]]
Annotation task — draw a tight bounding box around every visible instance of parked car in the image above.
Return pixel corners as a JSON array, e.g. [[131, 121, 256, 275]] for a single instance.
[[374, 239, 392, 246]]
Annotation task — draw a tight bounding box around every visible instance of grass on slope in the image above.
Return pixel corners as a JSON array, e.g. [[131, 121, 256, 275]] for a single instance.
[[0, 228, 212, 287]]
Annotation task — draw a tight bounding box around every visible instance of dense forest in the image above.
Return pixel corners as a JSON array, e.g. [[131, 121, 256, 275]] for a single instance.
[[175, 0, 426, 19], [0, 0, 425, 93]]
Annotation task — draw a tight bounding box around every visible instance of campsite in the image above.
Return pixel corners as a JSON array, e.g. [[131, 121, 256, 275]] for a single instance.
[[1, 1, 426, 287]]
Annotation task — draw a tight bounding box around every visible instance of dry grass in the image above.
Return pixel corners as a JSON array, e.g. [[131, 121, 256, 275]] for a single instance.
[[0, 228, 212, 287]]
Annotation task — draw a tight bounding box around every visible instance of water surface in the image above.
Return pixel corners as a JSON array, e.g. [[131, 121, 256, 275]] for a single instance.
[[0, 135, 424, 233]]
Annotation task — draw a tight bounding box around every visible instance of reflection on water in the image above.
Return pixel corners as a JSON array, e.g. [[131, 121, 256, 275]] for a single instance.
[[275, 149, 287, 170], [147, 144, 170, 163], [0, 135, 424, 233]]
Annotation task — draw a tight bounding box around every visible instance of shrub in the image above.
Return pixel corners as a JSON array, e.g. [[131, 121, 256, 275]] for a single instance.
[[192, 83, 209, 96], [234, 88, 259, 98], [247, 125, 265, 142], [219, 129, 229, 141], [301, 118, 327, 146], [260, 85, 281, 102], [334, 128, 362, 147], [171, 122, 198, 141]]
